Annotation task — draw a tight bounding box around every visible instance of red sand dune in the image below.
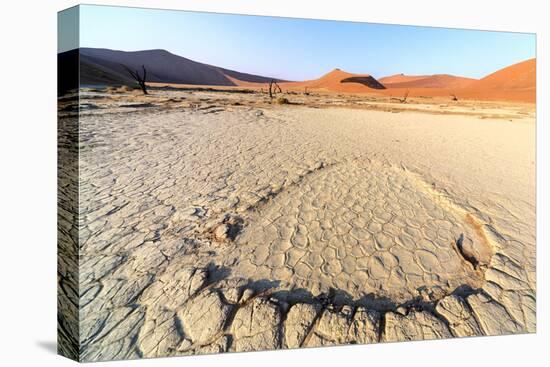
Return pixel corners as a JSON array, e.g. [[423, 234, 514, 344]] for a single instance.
[[281, 69, 386, 92], [378, 74, 428, 84], [225, 60, 535, 103], [379, 74, 476, 89], [457, 58, 536, 102], [74, 48, 535, 103]]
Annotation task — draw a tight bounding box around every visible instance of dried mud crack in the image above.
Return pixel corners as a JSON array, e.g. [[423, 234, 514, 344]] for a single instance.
[[225, 159, 493, 304], [61, 93, 536, 361]]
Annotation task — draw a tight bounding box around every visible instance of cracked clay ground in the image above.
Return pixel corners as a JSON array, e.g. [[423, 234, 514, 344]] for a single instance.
[[58, 89, 536, 361]]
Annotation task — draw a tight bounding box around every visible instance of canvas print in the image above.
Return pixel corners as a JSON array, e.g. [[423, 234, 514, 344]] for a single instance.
[[57, 4, 536, 362]]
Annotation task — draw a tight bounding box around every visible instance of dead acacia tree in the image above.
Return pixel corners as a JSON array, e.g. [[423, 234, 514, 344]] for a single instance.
[[450, 91, 459, 101], [390, 90, 410, 103], [268, 79, 282, 100], [400, 90, 409, 103], [304, 87, 310, 96], [121, 64, 148, 95]]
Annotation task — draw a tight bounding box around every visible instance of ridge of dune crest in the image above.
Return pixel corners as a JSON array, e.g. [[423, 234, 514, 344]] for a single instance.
[[457, 58, 536, 102], [379, 73, 476, 89], [468, 58, 535, 91]]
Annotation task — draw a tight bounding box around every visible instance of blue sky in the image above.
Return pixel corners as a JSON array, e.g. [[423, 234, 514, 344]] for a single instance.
[[77, 4, 535, 80]]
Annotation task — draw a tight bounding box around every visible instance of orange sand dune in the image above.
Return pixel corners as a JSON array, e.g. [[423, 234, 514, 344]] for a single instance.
[[280, 69, 386, 93], [470, 58, 535, 90], [227, 68, 387, 93], [378, 74, 428, 84], [170, 59, 536, 103], [457, 58, 536, 102], [379, 74, 476, 89]]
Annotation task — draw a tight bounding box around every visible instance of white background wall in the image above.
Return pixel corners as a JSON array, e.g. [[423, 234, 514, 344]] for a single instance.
[[0, 0, 547, 366]]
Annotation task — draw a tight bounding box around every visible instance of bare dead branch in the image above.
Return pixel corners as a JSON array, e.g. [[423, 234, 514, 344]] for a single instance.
[[400, 90, 409, 103], [268, 79, 283, 100], [121, 63, 148, 95]]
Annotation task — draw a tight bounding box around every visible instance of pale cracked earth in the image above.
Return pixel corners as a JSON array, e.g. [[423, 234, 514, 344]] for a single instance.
[[58, 89, 536, 361]]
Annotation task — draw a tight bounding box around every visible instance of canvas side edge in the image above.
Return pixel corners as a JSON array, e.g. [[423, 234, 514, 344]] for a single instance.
[[57, 5, 81, 362]]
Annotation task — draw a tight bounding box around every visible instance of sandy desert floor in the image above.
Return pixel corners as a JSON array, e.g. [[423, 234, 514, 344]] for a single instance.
[[58, 87, 535, 361]]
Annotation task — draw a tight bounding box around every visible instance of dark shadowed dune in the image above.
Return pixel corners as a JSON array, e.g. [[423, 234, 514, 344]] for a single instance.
[[58, 49, 80, 95], [79, 48, 233, 86], [80, 54, 134, 86], [341, 76, 386, 89], [217, 67, 289, 84], [75, 48, 286, 87]]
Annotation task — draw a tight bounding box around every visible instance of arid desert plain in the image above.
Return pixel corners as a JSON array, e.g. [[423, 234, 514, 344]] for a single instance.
[[58, 78, 535, 361]]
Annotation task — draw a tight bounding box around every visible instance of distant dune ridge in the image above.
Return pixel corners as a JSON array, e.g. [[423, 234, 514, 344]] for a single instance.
[[378, 74, 476, 89], [60, 47, 535, 102]]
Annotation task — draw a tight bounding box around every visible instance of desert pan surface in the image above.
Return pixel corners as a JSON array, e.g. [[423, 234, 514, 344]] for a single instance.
[[58, 83, 535, 360]]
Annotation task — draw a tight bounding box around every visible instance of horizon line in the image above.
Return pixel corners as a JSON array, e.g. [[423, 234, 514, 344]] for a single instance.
[[68, 46, 535, 81]]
